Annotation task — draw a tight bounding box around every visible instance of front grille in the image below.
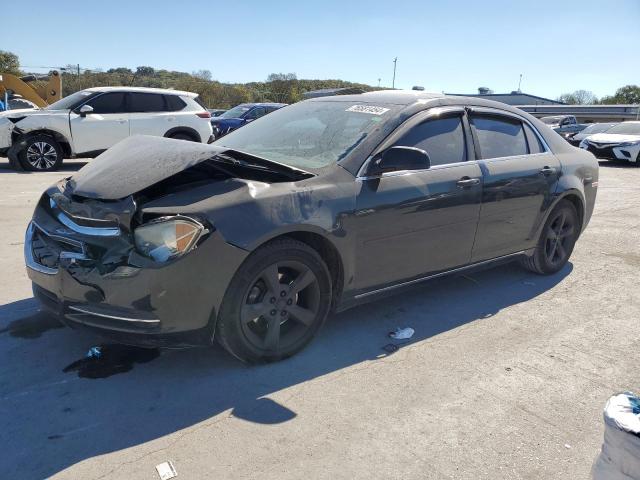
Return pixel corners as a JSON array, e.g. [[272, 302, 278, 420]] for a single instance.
[[30, 223, 85, 270], [586, 143, 617, 160]]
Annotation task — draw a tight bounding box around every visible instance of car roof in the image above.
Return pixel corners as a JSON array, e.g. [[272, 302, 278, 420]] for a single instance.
[[237, 102, 288, 108], [307, 89, 445, 105], [83, 86, 197, 97]]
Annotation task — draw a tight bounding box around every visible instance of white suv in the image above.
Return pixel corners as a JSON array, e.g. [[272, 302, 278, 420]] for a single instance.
[[0, 87, 213, 171]]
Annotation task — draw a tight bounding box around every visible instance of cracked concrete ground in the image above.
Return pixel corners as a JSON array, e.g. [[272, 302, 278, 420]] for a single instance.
[[0, 157, 638, 480]]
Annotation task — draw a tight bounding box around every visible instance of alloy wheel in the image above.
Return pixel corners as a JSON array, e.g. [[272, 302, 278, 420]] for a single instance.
[[240, 260, 321, 352], [26, 141, 58, 170], [544, 210, 575, 266]]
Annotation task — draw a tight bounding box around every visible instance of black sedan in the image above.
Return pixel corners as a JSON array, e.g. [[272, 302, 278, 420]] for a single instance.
[[25, 91, 599, 362]]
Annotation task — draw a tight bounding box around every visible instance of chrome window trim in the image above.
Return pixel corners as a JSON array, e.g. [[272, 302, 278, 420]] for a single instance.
[[50, 198, 121, 236], [356, 158, 482, 181]]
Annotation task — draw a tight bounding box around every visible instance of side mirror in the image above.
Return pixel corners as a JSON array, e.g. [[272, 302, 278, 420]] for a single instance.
[[370, 146, 431, 175], [79, 104, 94, 117]]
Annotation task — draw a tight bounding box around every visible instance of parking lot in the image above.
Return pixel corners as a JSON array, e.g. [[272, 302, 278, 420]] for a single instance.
[[0, 156, 638, 479]]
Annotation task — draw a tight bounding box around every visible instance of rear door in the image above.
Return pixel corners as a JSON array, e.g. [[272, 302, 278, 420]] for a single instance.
[[469, 108, 561, 262], [127, 92, 172, 136], [69, 92, 129, 154], [353, 108, 483, 291]]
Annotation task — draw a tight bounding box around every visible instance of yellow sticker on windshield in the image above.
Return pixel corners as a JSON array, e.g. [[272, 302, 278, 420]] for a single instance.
[[346, 105, 390, 115]]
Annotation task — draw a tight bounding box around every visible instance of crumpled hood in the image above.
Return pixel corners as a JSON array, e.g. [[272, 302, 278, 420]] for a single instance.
[[0, 108, 69, 119], [586, 133, 640, 144], [69, 135, 225, 200]]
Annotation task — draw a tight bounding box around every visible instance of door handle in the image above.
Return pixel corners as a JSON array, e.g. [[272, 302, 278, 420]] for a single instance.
[[456, 177, 480, 188], [118, 119, 127, 124], [539, 166, 556, 176]]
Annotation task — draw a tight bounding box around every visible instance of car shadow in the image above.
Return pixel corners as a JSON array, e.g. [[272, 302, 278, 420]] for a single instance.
[[0, 261, 572, 479], [0, 157, 88, 172], [597, 159, 637, 169]]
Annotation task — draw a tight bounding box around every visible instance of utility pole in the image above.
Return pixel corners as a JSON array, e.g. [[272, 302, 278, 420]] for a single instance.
[[392, 57, 397, 89], [77, 64, 80, 79], [517, 73, 523, 93]]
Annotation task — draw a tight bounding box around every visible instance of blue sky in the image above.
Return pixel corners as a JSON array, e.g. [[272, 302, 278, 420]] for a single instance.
[[3, 0, 639, 100]]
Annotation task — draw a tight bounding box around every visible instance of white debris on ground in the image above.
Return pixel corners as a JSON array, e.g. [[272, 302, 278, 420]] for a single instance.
[[155, 461, 177, 480]]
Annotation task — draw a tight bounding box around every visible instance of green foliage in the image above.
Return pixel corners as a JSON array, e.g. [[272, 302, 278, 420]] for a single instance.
[[50, 66, 377, 108], [0, 50, 21, 75], [599, 85, 640, 105], [557, 89, 598, 105]]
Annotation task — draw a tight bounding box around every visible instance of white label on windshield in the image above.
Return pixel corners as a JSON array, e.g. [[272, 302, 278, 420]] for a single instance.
[[346, 105, 389, 115]]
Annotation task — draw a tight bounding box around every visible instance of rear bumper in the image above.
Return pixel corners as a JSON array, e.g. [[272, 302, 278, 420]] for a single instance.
[[25, 213, 249, 347]]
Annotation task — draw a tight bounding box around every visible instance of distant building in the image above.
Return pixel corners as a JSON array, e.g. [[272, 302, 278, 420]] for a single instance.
[[446, 87, 563, 106], [446, 87, 639, 122]]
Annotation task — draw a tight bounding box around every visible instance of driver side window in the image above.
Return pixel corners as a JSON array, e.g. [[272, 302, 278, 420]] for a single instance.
[[393, 115, 467, 167]]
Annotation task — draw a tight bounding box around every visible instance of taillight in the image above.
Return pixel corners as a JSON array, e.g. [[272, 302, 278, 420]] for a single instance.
[[196, 112, 211, 119]]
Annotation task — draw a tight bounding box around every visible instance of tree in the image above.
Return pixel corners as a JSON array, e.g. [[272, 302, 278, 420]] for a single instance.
[[557, 89, 597, 105], [135, 66, 155, 77], [600, 85, 640, 105], [193, 69, 212, 81], [0, 50, 21, 75], [265, 72, 300, 103]]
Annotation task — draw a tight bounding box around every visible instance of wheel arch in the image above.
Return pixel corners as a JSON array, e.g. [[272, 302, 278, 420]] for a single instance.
[[249, 228, 345, 311], [164, 126, 201, 142], [12, 128, 72, 157]]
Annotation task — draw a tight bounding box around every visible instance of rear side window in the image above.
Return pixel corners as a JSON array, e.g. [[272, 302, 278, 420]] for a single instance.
[[394, 115, 467, 166], [86, 92, 126, 114], [128, 93, 166, 113], [523, 123, 545, 154], [472, 115, 528, 159], [165, 95, 187, 112], [193, 96, 207, 109]]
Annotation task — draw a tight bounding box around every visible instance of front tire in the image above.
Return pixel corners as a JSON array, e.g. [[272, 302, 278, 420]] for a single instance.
[[18, 135, 63, 172], [169, 132, 196, 142], [520, 200, 579, 275], [216, 238, 332, 363]]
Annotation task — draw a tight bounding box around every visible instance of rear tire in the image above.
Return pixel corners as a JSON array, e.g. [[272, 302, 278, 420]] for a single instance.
[[520, 200, 579, 275], [216, 238, 332, 363], [18, 135, 63, 172]]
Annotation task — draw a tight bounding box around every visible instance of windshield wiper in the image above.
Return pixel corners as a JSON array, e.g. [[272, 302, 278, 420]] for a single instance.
[[210, 149, 314, 180]]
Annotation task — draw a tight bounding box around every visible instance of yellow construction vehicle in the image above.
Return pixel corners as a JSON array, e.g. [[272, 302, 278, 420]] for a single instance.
[[0, 70, 62, 110]]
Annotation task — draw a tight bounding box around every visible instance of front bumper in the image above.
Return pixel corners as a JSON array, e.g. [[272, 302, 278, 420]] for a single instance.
[[0, 117, 13, 150], [583, 142, 640, 163], [25, 198, 249, 347]]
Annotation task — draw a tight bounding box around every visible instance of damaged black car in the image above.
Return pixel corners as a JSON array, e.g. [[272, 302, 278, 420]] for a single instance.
[[25, 91, 599, 362]]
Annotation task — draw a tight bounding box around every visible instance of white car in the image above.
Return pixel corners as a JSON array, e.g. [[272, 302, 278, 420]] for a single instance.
[[579, 121, 640, 166], [0, 87, 213, 171]]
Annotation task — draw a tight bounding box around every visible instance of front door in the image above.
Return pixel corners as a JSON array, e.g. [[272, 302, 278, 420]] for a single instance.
[[468, 109, 561, 262], [69, 92, 129, 154], [353, 111, 483, 292]]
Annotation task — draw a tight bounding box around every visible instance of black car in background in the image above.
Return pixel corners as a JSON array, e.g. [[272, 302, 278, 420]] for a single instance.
[[566, 122, 617, 146], [25, 91, 598, 363]]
